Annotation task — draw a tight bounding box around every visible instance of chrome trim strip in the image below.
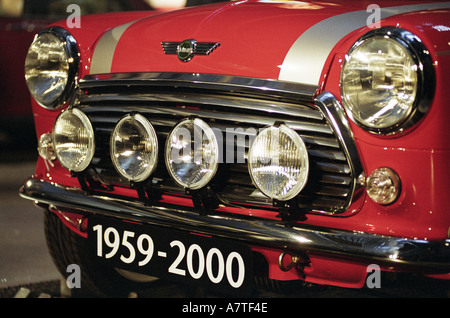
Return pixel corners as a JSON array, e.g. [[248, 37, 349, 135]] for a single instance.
[[20, 178, 450, 272], [315, 91, 364, 200], [279, 2, 450, 85]]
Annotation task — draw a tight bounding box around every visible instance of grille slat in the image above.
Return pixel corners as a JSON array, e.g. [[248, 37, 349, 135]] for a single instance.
[[78, 74, 357, 216], [82, 104, 334, 136], [81, 92, 324, 121]]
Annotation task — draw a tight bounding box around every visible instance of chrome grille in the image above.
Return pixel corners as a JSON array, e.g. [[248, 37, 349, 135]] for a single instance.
[[77, 73, 360, 216]]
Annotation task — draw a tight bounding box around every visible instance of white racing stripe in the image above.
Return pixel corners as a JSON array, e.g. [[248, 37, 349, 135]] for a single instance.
[[278, 2, 450, 85], [90, 21, 138, 74]]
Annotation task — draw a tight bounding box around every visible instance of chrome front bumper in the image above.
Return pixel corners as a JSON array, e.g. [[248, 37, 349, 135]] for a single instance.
[[20, 177, 450, 273]]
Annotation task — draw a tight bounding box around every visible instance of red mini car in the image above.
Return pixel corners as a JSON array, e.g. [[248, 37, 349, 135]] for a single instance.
[[20, 0, 449, 297]]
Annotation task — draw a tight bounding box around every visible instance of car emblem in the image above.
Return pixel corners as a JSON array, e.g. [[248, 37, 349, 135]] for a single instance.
[[161, 39, 221, 62]]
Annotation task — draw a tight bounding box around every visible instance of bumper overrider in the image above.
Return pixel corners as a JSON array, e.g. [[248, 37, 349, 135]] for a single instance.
[[20, 177, 450, 274]]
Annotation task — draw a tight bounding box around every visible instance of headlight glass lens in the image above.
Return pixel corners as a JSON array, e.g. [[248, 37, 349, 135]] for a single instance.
[[24, 28, 77, 108], [248, 124, 309, 201], [165, 118, 219, 190], [366, 167, 401, 205], [53, 109, 95, 172], [111, 114, 158, 182], [341, 35, 418, 132]]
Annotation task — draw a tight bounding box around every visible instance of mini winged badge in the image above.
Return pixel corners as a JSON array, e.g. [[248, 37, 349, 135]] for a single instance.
[[161, 39, 221, 62]]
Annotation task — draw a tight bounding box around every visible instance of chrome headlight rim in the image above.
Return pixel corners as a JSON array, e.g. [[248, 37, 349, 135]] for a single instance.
[[341, 27, 435, 136], [25, 26, 80, 110], [110, 113, 159, 183], [248, 124, 309, 202], [165, 118, 220, 190], [52, 108, 95, 173]]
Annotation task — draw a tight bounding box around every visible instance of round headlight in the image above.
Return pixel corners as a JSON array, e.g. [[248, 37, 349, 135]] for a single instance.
[[25, 27, 79, 109], [165, 118, 219, 190], [248, 124, 309, 201], [53, 108, 95, 172], [341, 27, 434, 134], [111, 114, 158, 182]]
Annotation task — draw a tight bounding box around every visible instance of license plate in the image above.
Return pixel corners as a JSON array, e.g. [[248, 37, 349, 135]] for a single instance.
[[88, 216, 253, 292]]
